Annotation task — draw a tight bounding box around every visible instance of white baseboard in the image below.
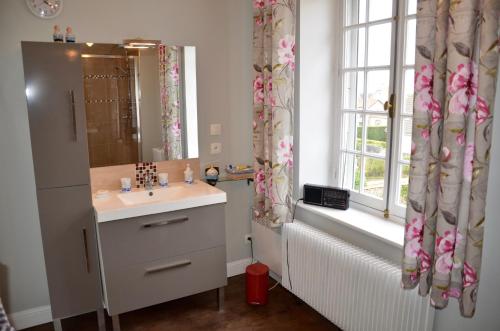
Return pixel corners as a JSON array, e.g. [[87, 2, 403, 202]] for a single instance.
[[226, 257, 253, 277], [269, 269, 282, 283], [8, 305, 52, 330], [9, 258, 254, 330]]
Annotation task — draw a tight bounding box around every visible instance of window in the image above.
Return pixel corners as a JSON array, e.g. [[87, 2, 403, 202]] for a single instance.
[[336, 0, 417, 218]]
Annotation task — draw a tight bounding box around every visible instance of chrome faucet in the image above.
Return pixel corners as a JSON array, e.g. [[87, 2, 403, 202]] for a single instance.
[[144, 173, 154, 191]]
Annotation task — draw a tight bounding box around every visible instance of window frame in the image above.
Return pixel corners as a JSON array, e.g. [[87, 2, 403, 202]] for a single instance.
[[388, 1, 417, 219], [334, 0, 415, 220]]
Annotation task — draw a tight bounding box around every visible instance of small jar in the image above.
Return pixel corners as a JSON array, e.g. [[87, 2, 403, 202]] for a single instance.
[[158, 173, 169, 187], [120, 177, 131, 192]]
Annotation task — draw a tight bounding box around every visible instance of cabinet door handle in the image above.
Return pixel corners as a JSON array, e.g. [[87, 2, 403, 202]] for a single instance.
[[145, 260, 191, 274], [82, 228, 90, 273], [69, 90, 78, 141], [141, 216, 188, 229]]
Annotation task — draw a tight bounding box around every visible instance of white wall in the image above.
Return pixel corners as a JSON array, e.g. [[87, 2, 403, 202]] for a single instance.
[[0, 0, 253, 317], [298, 0, 339, 195]]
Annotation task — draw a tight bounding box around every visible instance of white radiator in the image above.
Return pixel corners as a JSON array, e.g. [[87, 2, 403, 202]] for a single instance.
[[282, 221, 434, 331]]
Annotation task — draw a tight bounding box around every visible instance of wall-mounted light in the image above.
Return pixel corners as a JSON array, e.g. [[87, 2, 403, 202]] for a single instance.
[[122, 39, 160, 49], [86, 42, 94, 47], [25, 85, 35, 99], [123, 45, 150, 49], [65, 49, 79, 60]]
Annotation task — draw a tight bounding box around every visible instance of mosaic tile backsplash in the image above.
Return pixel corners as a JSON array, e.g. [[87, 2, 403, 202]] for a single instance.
[[89, 159, 200, 193], [135, 162, 157, 188]]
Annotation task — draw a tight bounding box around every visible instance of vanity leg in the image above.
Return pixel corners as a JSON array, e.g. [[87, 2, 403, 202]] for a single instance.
[[97, 308, 106, 331], [112, 315, 121, 331], [53, 318, 63, 331], [217, 287, 225, 312]]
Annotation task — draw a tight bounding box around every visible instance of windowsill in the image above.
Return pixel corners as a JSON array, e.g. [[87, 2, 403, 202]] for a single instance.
[[297, 201, 404, 249]]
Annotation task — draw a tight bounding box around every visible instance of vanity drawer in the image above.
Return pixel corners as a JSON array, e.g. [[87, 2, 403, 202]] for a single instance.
[[98, 204, 225, 269], [104, 245, 227, 315]]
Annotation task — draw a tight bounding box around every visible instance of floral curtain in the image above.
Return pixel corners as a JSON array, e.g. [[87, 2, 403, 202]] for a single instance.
[[252, 0, 296, 227], [402, 0, 499, 317], [159, 44, 183, 160]]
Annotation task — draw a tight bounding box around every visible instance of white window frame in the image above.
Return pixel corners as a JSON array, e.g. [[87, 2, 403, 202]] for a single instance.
[[389, 1, 416, 219], [333, 0, 416, 220]]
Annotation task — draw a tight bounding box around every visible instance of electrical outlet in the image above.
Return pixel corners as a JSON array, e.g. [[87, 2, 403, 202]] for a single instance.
[[245, 234, 252, 244], [210, 142, 222, 154]]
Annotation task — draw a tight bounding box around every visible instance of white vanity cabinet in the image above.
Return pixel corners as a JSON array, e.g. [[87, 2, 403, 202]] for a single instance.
[[95, 200, 227, 331]]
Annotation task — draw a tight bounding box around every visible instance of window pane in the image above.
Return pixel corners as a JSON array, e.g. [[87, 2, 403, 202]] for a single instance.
[[342, 112, 363, 152], [367, 23, 392, 66], [407, 0, 417, 15], [400, 117, 412, 161], [368, 0, 393, 22], [341, 153, 361, 192], [343, 71, 365, 109], [365, 114, 387, 156], [405, 19, 416, 65], [398, 164, 410, 205], [363, 157, 385, 199], [366, 70, 389, 111], [345, 0, 367, 26], [344, 28, 366, 68], [402, 69, 414, 114]]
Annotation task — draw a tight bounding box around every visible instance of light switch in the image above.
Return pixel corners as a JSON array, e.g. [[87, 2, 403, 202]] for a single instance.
[[210, 123, 222, 136], [210, 142, 222, 154]]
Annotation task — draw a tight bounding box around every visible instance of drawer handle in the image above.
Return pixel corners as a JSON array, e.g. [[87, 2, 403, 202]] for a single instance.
[[145, 260, 192, 274], [82, 228, 90, 273], [141, 216, 188, 229], [69, 90, 78, 141]]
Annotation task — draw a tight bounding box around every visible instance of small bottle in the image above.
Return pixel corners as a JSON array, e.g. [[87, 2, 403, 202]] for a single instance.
[[184, 164, 194, 184], [53, 25, 63, 42], [65, 26, 75, 43]]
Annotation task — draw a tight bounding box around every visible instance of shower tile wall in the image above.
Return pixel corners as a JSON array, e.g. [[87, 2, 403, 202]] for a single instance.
[[83, 56, 139, 167]]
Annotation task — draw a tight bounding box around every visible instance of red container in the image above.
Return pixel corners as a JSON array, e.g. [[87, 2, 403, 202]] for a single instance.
[[246, 262, 269, 305]]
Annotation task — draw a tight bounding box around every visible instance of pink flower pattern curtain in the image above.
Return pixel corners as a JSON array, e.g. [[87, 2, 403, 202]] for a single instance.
[[252, 0, 296, 227], [402, 0, 499, 317], [159, 44, 183, 160]]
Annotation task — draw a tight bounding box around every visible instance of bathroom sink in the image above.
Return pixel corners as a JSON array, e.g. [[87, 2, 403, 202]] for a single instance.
[[92, 181, 227, 222], [118, 187, 184, 206]]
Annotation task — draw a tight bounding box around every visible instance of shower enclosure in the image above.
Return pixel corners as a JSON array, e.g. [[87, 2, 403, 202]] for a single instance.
[[82, 44, 140, 167]]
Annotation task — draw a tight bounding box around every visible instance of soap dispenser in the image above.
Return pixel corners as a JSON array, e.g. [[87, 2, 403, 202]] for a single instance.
[[184, 163, 194, 184]]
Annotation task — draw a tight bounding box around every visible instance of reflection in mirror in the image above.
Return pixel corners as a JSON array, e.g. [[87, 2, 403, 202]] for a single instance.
[[82, 43, 198, 168]]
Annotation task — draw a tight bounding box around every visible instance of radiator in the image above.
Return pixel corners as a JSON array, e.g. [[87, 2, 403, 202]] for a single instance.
[[282, 221, 434, 331]]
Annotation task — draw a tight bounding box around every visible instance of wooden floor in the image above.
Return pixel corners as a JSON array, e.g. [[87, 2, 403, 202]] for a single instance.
[[26, 275, 341, 331]]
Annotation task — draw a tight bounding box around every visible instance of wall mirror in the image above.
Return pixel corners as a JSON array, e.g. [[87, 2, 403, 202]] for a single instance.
[[82, 42, 199, 167]]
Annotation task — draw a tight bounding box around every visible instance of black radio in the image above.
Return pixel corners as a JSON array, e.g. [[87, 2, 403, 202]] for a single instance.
[[303, 184, 350, 210]]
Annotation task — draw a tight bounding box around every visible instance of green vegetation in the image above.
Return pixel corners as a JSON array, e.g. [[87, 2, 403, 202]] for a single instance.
[[353, 157, 385, 190], [357, 126, 387, 142], [349, 123, 411, 204], [402, 165, 409, 177], [400, 184, 408, 204], [354, 167, 360, 190], [366, 158, 385, 178], [352, 125, 388, 191], [356, 138, 386, 151]]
